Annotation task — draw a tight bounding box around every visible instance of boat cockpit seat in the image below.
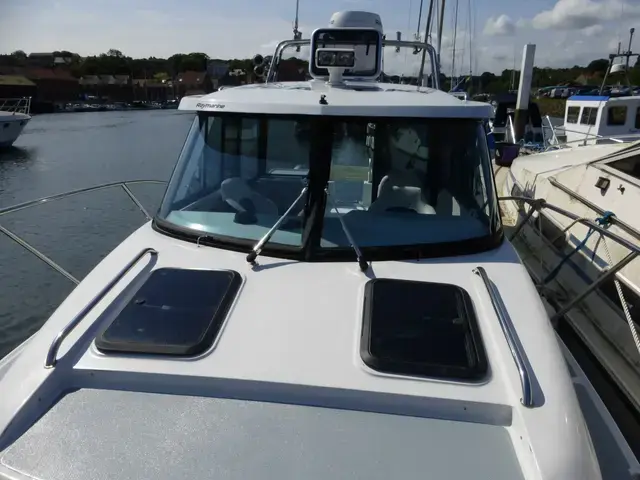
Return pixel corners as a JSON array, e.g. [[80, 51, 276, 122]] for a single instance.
[[369, 174, 435, 214], [220, 177, 279, 215], [435, 189, 462, 216]]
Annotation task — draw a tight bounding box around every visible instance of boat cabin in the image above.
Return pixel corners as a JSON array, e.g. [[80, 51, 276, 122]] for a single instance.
[[563, 95, 640, 144], [165, 15, 500, 263]]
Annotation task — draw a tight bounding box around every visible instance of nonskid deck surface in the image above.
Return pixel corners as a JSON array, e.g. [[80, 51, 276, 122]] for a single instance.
[[0, 388, 523, 480]]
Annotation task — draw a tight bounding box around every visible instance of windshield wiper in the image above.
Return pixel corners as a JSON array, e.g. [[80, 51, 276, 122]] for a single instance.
[[325, 187, 369, 272], [246, 185, 309, 265]]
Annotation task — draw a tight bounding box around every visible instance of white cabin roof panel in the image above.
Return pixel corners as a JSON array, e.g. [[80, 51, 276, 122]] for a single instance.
[[179, 81, 493, 118]]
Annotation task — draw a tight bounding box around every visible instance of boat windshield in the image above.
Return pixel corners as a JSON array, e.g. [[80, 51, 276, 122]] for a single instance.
[[321, 119, 499, 252], [159, 114, 311, 248], [157, 113, 500, 259]]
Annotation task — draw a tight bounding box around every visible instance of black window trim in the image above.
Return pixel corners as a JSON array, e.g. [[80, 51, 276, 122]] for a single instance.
[[580, 107, 598, 125], [607, 105, 628, 127], [360, 278, 489, 381], [566, 106, 581, 124]]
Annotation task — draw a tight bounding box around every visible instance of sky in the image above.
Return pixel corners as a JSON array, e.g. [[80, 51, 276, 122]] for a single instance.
[[1, 0, 640, 75]]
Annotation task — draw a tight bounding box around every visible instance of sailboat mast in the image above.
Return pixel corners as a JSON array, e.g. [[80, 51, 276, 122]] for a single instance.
[[293, 0, 300, 40], [293, 0, 301, 52], [468, 0, 472, 77], [437, 0, 446, 61], [451, 0, 459, 85], [417, 0, 435, 87]]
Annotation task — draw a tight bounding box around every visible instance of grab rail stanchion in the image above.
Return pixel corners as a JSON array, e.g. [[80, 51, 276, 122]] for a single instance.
[[44, 248, 158, 368]]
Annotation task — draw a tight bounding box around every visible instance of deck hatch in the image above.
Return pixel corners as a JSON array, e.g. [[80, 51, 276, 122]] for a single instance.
[[95, 268, 241, 356], [360, 279, 487, 380]]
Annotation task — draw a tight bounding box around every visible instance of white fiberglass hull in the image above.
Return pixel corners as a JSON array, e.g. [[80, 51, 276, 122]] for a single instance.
[[0, 112, 30, 148]]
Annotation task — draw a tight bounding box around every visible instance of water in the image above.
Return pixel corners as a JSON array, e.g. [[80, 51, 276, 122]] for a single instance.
[[0, 110, 193, 358]]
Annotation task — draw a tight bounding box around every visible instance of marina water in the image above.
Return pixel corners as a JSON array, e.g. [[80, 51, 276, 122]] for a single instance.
[[0, 110, 192, 358]]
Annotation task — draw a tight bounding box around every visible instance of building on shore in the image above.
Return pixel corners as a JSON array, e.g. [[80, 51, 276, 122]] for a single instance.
[[0, 66, 79, 112], [175, 71, 213, 95], [0, 75, 37, 99]]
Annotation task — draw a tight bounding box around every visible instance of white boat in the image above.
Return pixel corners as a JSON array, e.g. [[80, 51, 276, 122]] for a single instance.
[[0, 11, 638, 480], [0, 97, 31, 148], [549, 94, 640, 147], [499, 136, 640, 418]]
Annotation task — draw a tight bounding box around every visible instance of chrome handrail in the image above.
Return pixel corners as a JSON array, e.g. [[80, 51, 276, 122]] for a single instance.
[[0, 97, 31, 115], [542, 115, 559, 146], [500, 195, 640, 323], [541, 127, 640, 151], [506, 115, 517, 144], [0, 179, 166, 217], [0, 180, 166, 283], [560, 126, 626, 144], [539, 115, 640, 149], [265, 39, 440, 90], [44, 247, 158, 368], [502, 196, 640, 255], [547, 178, 640, 244], [541, 135, 640, 152], [473, 266, 534, 407]]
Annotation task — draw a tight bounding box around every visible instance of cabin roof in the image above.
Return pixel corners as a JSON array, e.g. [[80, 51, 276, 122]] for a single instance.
[[0, 388, 525, 480], [567, 95, 610, 102], [567, 95, 640, 104], [178, 81, 493, 118]]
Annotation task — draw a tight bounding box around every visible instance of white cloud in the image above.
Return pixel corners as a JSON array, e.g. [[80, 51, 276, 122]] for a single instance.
[[581, 24, 604, 36], [532, 0, 640, 30], [483, 15, 516, 36]]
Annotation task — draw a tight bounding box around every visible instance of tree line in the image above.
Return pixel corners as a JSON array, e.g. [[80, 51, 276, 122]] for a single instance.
[[468, 58, 640, 95], [3, 49, 640, 92], [2, 49, 255, 80]]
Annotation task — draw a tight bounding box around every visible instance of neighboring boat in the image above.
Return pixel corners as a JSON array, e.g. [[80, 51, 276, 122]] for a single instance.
[[489, 92, 545, 145], [162, 99, 179, 109], [548, 94, 640, 146], [499, 139, 640, 417], [0, 10, 638, 480], [0, 97, 31, 149]]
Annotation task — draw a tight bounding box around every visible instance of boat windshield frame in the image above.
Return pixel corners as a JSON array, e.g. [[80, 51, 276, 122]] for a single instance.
[[154, 111, 503, 262]]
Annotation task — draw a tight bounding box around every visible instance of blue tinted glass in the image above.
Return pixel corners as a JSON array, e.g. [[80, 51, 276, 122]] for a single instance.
[[159, 114, 310, 246], [321, 119, 497, 248]]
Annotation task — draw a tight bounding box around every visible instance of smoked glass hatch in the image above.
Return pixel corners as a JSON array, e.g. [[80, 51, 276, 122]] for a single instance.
[[360, 278, 487, 380], [96, 268, 241, 356]]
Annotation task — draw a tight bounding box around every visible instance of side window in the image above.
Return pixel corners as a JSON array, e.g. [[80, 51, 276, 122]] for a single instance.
[[635, 107, 640, 129], [580, 107, 598, 125], [607, 106, 627, 126], [566, 106, 580, 124], [608, 154, 640, 181]]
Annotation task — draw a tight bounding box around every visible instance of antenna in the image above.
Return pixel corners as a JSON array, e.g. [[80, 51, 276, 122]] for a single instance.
[[598, 27, 638, 95], [626, 27, 635, 69], [293, 0, 302, 52]]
